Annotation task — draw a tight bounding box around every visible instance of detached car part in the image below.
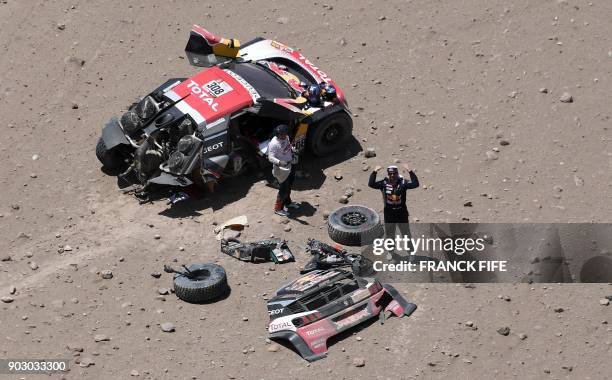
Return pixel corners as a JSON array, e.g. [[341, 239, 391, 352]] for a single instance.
[[267, 269, 417, 361], [301, 238, 373, 276], [164, 263, 229, 303], [221, 237, 294, 263], [327, 205, 384, 246]]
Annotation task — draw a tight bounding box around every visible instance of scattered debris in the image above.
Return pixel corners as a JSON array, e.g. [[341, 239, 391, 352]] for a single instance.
[[497, 327, 511, 336], [100, 270, 113, 279], [559, 92, 573, 103], [160, 322, 175, 332]]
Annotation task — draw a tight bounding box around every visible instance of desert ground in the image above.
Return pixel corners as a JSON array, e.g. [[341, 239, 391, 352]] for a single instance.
[[1, 0, 611, 379]]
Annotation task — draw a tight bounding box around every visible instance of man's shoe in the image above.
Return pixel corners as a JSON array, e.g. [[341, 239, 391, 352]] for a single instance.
[[275, 209, 289, 217], [285, 202, 300, 210]]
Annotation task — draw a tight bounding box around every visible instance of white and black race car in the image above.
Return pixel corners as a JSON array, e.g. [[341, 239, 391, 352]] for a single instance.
[[96, 25, 352, 190]]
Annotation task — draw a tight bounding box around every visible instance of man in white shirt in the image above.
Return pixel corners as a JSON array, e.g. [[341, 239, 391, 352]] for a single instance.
[[267, 124, 300, 216]]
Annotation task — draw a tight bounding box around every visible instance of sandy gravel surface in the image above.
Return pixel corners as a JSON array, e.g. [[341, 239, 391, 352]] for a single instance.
[[1, 0, 611, 379]]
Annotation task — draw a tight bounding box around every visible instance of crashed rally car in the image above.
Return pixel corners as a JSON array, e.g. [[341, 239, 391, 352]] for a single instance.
[[95, 25, 352, 190], [267, 269, 417, 361]]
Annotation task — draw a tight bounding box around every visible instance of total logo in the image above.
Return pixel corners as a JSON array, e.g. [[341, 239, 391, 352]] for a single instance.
[[269, 320, 294, 332], [293, 52, 331, 82], [186, 79, 220, 112], [304, 327, 325, 336]]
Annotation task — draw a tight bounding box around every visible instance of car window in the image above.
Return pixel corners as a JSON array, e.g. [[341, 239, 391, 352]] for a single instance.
[[230, 63, 293, 99]]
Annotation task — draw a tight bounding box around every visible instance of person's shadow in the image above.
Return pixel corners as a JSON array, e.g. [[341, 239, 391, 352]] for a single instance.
[[156, 135, 361, 218]]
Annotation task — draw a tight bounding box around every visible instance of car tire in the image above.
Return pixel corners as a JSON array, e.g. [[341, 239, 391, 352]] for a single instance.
[[327, 205, 384, 246], [173, 263, 229, 304], [96, 137, 124, 169], [308, 112, 353, 157]]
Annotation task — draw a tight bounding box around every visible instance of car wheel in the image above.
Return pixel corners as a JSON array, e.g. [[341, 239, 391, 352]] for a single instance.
[[327, 205, 384, 246], [95, 137, 124, 169], [308, 112, 353, 157], [173, 263, 229, 303]]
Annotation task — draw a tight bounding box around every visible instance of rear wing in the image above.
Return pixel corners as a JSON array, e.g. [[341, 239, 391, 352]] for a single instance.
[[185, 25, 240, 67]]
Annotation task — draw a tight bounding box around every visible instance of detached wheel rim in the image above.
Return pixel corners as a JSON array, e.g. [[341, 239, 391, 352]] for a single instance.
[[341, 211, 367, 226]]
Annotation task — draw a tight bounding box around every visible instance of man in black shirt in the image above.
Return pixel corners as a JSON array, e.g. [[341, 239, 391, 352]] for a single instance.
[[368, 164, 419, 255]]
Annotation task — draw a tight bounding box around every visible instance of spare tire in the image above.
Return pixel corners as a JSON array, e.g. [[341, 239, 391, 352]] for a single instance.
[[327, 205, 384, 246], [173, 263, 229, 303]]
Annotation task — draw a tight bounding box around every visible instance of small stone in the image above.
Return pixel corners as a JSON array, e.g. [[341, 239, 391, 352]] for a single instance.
[[267, 344, 280, 352], [334, 172, 343, 180], [465, 321, 474, 327], [362, 165, 370, 171], [539, 87, 548, 93], [338, 195, 349, 204], [57, 23, 66, 30], [338, 37, 347, 46], [130, 369, 140, 376], [352, 357, 366, 367], [158, 288, 169, 295], [9, 285, 16, 294], [79, 357, 95, 367], [242, 317, 248, 321], [151, 272, 162, 279], [94, 334, 109, 342], [283, 225, 291, 232], [518, 333, 528, 340], [161, 322, 175, 332], [153, 234, 161, 240], [1, 296, 14, 303], [573, 175, 584, 187], [63, 245, 73, 252], [499, 140, 510, 146], [364, 148, 376, 158], [356, 336, 363, 341], [554, 307, 564, 313], [559, 92, 573, 103], [600, 299, 610, 306], [100, 270, 113, 279], [32, 154, 40, 161], [1, 255, 11, 262], [463, 201, 473, 207], [71, 103, 79, 110], [485, 151, 499, 161], [322, 210, 330, 219], [30, 173, 38, 178], [497, 327, 510, 336], [378, 15, 386, 21], [29, 262, 39, 270]]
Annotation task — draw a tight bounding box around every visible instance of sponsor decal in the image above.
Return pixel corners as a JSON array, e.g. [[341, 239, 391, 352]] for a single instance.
[[305, 327, 325, 336], [271, 40, 294, 53], [269, 320, 294, 332], [186, 79, 221, 112], [203, 141, 224, 154], [268, 308, 284, 316], [334, 309, 370, 329], [223, 69, 261, 103], [292, 52, 331, 82]]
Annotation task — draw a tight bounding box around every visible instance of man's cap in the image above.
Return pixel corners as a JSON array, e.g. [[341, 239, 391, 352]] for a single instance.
[[387, 165, 399, 173]]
